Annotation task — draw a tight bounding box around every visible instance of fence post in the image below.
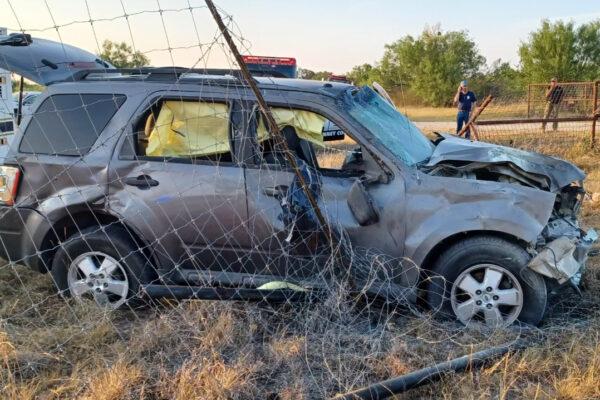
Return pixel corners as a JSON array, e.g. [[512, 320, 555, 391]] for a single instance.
[[458, 95, 493, 139], [527, 84, 531, 119], [592, 80, 599, 148]]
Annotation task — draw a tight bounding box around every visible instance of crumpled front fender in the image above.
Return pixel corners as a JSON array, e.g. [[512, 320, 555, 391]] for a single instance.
[[529, 229, 598, 285], [404, 174, 556, 266]]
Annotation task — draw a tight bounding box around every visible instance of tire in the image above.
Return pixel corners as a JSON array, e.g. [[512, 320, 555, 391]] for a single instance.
[[426, 235, 547, 327], [50, 225, 153, 309]]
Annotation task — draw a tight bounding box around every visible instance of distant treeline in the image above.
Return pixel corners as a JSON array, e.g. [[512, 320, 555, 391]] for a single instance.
[[302, 20, 600, 107]]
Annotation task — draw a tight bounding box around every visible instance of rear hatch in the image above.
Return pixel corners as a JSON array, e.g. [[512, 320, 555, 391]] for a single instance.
[[0, 33, 113, 85]]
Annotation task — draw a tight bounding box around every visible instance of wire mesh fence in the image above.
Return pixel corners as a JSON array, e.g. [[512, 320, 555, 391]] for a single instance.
[[475, 81, 599, 148], [0, 1, 598, 399]]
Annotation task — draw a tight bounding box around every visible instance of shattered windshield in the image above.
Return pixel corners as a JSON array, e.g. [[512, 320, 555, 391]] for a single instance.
[[344, 86, 434, 166]]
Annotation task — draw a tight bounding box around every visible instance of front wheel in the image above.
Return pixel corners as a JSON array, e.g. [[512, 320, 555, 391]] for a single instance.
[[427, 236, 547, 327]]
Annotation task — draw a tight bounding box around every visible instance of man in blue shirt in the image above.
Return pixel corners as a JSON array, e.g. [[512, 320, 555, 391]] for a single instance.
[[453, 80, 477, 139]]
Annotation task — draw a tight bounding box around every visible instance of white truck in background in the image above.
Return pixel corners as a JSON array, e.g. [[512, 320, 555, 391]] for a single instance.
[[0, 27, 15, 145]]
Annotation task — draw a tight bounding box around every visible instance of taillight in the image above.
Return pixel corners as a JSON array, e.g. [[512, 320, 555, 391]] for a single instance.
[[0, 166, 21, 206]]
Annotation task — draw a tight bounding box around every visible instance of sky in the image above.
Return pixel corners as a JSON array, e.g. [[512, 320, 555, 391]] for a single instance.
[[1, 0, 599, 74]]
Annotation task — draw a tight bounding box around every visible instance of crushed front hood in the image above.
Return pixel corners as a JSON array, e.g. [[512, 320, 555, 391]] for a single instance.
[[425, 133, 585, 192]]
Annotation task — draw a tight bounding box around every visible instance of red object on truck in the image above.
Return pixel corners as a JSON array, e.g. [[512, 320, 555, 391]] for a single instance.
[[241, 55, 298, 78]]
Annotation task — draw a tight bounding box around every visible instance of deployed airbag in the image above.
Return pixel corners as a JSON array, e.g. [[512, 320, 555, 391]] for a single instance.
[[146, 101, 230, 157], [257, 107, 326, 146]]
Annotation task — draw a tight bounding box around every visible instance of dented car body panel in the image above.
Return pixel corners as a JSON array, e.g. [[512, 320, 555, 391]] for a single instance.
[[0, 69, 594, 302], [426, 133, 585, 192], [417, 134, 593, 287], [403, 173, 557, 266]]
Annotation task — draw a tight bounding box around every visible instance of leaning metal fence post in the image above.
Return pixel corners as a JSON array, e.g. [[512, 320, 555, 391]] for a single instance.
[[592, 80, 598, 149], [527, 83, 531, 119], [458, 94, 493, 139], [204, 0, 333, 244]]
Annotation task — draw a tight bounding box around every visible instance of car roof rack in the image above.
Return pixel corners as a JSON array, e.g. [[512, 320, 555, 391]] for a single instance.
[[69, 67, 243, 82], [68, 66, 287, 84]]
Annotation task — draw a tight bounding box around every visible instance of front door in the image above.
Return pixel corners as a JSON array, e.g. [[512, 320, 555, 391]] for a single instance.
[[108, 95, 251, 278], [243, 105, 405, 283], [244, 166, 363, 280]]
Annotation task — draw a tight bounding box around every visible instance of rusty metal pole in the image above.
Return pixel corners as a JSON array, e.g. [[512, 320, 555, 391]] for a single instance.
[[204, 0, 333, 242], [592, 80, 598, 148], [16, 75, 24, 126], [458, 95, 493, 138], [527, 84, 531, 119]]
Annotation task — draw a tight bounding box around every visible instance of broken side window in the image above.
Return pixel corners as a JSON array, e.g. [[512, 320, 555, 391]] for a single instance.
[[255, 106, 363, 175], [134, 99, 233, 163]]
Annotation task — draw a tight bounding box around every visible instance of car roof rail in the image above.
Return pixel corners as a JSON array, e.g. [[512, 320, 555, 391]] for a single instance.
[[69, 67, 242, 80], [66, 66, 290, 84]]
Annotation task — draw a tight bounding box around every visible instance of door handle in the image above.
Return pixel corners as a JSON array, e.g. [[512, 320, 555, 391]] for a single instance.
[[124, 174, 159, 189], [263, 185, 289, 198]]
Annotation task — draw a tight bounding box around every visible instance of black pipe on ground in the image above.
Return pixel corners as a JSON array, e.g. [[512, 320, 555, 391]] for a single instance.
[[333, 341, 525, 400]]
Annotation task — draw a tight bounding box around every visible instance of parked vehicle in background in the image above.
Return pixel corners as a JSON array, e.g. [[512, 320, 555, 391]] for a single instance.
[[13, 91, 41, 118], [0, 36, 596, 329], [0, 28, 15, 141], [242, 55, 298, 78], [327, 74, 350, 83]]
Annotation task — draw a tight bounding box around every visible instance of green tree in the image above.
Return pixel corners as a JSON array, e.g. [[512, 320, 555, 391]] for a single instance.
[[470, 59, 524, 98], [576, 20, 600, 80], [347, 63, 381, 86], [519, 19, 600, 83], [298, 68, 333, 81], [377, 25, 485, 106], [98, 40, 150, 68], [11, 76, 44, 93]]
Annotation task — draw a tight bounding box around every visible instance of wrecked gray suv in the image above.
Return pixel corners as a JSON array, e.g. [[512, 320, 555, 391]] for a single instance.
[[0, 35, 596, 328]]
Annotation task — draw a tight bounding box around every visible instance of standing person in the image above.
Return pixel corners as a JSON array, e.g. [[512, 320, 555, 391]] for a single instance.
[[542, 78, 564, 132], [453, 80, 477, 139]]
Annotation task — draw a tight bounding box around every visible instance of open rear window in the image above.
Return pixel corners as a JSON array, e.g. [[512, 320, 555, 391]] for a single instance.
[[19, 94, 126, 156]]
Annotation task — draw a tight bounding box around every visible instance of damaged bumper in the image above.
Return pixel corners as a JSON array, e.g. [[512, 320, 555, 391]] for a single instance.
[[529, 228, 598, 286]]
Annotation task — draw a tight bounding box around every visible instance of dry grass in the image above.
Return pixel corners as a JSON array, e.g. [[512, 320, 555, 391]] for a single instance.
[[402, 103, 530, 122], [0, 140, 599, 399], [402, 105, 457, 122], [82, 361, 144, 400]]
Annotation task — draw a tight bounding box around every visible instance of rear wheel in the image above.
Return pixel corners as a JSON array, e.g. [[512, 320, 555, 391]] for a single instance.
[[427, 236, 547, 327], [51, 225, 152, 309]]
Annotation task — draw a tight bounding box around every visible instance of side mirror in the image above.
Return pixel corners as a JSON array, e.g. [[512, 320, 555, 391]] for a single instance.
[[347, 179, 379, 226]]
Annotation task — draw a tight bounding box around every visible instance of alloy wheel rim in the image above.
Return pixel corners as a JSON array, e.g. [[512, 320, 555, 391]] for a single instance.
[[450, 263, 523, 328], [67, 251, 129, 309]]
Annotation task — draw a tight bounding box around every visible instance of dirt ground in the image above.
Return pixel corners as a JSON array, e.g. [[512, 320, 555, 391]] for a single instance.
[[1, 139, 599, 399]]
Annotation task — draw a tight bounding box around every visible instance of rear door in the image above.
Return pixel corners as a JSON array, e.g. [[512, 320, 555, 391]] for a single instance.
[[0, 34, 113, 85], [108, 93, 252, 277]]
